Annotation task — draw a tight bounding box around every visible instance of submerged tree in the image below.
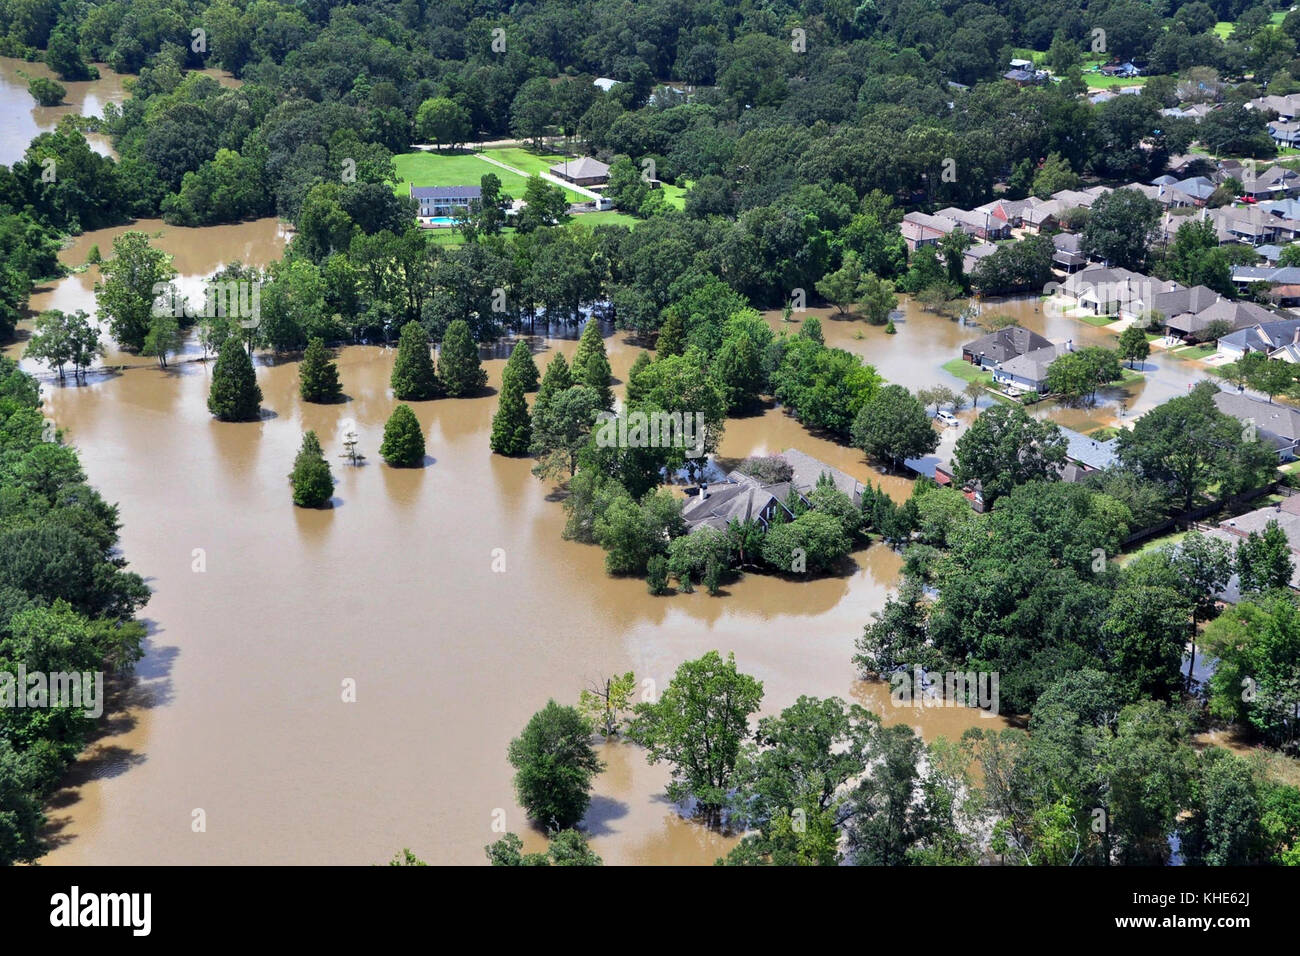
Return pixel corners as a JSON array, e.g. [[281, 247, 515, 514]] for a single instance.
[[490, 369, 531, 456], [437, 319, 487, 397], [207, 336, 262, 421], [507, 700, 604, 831], [390, 321, 441, 400], [299, 337, 344, 403], [289, 431, 334, 508], [379, 404, 426, 467], [504, 339, 540, 392]]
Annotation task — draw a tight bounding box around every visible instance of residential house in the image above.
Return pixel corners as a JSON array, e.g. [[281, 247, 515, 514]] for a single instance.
[[1247, 93, 1300, 120], [1061, 266, 1179, 317], [975, 197, 1033, 229], [680, 449, 864, 532], [901, 211, 963, 251], [1241, 165, 1300, 202], [1205, 497, 1300, 601], [1269, 120, 1300, 148], [1051, 232, 1089, 272], [1057, 426, 1120, 482], [963, 242, 1000, 274], [1231, 264, 1300, 294], [961, 326, 1054, 368], [1172, 176, 1217, 204], [1020, 198, 1061, 232], [1212, 390, 1300, 460], [992, 344, 1064, 393], [1051, 186, 1111, 209], [935, 207, 1012, 241], [1217, 319, 1300, 361], [1165, 297, 1278, 341], [410, 185, 481, 222], [549, 157, 610, 186], [1149, 284, 1221, 328]]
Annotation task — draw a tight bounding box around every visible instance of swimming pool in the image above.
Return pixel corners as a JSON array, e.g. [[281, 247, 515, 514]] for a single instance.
[[423, 217, 460, 227]]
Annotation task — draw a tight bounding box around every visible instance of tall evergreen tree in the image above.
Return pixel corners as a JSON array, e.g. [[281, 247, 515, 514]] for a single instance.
[[504, 339, 540, 392], [572, 319, 613, 409], [289, 431, 334, 507], [299, 337, 344, 403], [491, 368, 532, 456], [625, 350, 653, 406], [656, 310, 685, 357], [391, 321, 441, 400], [379, 404, 426, 467], [534, 352, 574, 413], [208, 336, 263, 421], [438, 319, 488, 397]]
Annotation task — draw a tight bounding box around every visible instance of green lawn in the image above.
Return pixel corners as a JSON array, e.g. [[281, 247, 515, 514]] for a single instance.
[[1085, 73, 1148, 90], [393, 150, 588, 204], [942, 357, 994, 386], [483, 146, 573, 178], [1079, 313, 1119, 327], [1173, 343, 1218, 361]]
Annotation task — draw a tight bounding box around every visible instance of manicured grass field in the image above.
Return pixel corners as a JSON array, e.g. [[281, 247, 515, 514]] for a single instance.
[[484, 146, 573, 178], [1174, 343, 1218, 361], [1078, 313, 1119, 327], [393, 150, 587, 204], [941, 357, 994, 385], [1084, 73, 1148, 90]]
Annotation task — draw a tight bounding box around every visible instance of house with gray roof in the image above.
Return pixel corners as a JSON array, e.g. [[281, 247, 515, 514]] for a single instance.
[[681, 449, 865, 532], [1212, 390, 1300, 460], [961, 326, 1054, 368], [1059, 426, 1120, 472], [550, 157, 610, 186], [1217, 319, 1300, 360], [1165, 297, 1277, 341], [992, 344, 1063, 393], [410, 185, 481, 221]]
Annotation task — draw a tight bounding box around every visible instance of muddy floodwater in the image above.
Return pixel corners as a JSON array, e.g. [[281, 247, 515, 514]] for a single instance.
[[9, 221, 1156, 864]]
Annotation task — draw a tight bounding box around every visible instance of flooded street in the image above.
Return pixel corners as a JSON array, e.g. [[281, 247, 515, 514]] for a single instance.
[[2, 218, 1026, 864]]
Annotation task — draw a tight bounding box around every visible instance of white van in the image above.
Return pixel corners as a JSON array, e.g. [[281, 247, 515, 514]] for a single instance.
[[936, 410, 960, 427]]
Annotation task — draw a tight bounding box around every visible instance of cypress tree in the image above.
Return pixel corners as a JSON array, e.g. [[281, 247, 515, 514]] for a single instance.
[[656, 309, 685, 357], [289, 431, 334, 507], [625, 350, 653, 405], [438, 319, 488, 397], [299, 337, 343, 403], [490, 368, 532, 456], [391, 321, 441, 400], [504, 339, 540, 392], [534, 352, 573, 415], [208, 336, 263, 421], [379, 404, 426, 467], [572, 319, 612, 409]]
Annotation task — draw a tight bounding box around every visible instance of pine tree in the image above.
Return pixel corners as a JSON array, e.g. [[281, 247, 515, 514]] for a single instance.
[[491, 368, 532, 456], [379, 404, 426, 467], [572, 320, 613, 409], [504, 339, 540, 392], [299, 337, 344, 403], [534, 352, 573, 413], [572, 317, 608, 375], [391, 321, 441, 400], [657, 310, 685, 357], [625, 350, 653, 405], [289, 431, 334, 507], [438, 319, 487, 397], [208, 336, 263, 421]]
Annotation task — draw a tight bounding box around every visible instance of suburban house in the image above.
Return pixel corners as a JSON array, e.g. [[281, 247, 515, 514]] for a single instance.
[[1060, 266, 1180, 317], [961, 326, 1054, 368], [901, 211, 964, 251], [935, 207, 1012, 241], [1204, 497, 1300, 601], [1051, 186, 1111, 209], [975, 197, 1032, 228], [1232, 264, 1300, 292], [681, 449, 864, 533], [1128, 180, 1195, 208], [1149, 284, 1221, 327], [1170, 175, 1216, 204], [410, 185, 481, 222], [1217, 319, 1300, 361], [1057, 426, 1120, 482], [1247, 92, 1300, 120], [1211, 390, 1300, 461], [1242, 165, 1300, 202], [1164, 297, 1277, 341], [991, 343, 1063, 393], [1160, 104, 1215, 122], [549, 157, 610, 186], [1269, 120, 1300, 148], [1052, 232, 1089, 272], [1099, 61, 1141, 77], [1019, 199, 1062, 232], [963, 242, 1000, 274]]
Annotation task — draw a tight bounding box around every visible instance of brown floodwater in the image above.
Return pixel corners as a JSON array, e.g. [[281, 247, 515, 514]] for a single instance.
[[0, 57, 243, 167], [6, 220, 1024, 865]]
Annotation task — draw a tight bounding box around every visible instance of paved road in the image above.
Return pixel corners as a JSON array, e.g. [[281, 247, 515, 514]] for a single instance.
[[472, 151, 601, 200]]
